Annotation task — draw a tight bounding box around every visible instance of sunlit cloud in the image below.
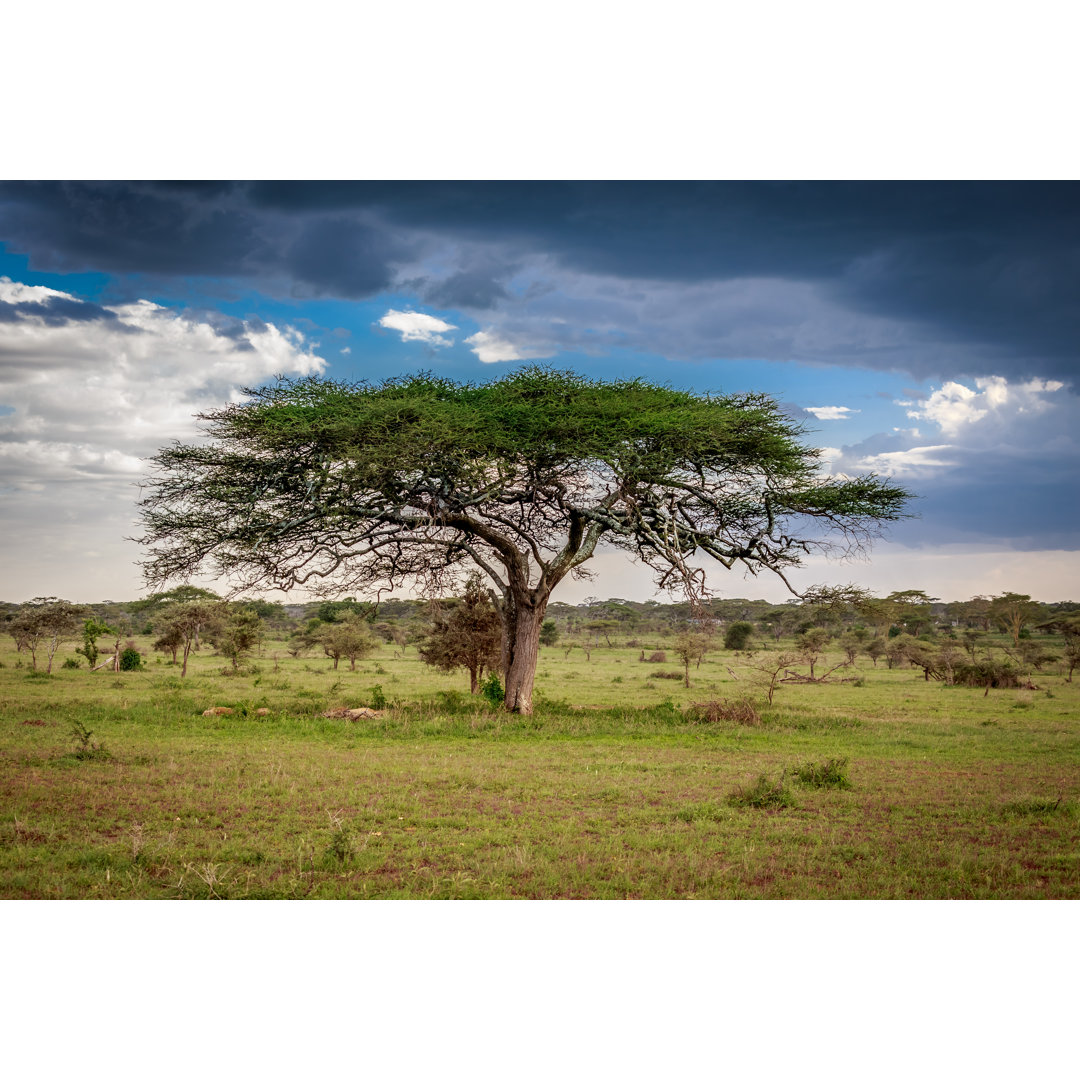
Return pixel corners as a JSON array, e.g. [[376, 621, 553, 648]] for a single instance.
[[805, 405, 860, 421], [464, 329, 554, 364], [377, 309, 457, 347]]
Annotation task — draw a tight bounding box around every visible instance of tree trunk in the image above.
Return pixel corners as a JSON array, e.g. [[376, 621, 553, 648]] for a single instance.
[[469, 665, 479, 694], [503, 597, 547, 714]]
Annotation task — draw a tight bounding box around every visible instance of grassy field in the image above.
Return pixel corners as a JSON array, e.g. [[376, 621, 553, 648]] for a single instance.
[[2, 632, 1078, 899]]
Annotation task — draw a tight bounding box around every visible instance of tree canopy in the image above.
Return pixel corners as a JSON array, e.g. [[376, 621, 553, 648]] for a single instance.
[[139, 367, 911, 712]]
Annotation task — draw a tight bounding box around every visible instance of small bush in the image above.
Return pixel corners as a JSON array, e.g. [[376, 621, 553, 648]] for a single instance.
[[687, 698, 761, 725], [480, 673, 505, 706], [723, 621, 754, 651], [643, 650, 667, 663], [953, 660, 1019, 688], [649, 670, 683, 680], [70, 719, 110, 761], [436, 689, 466, 710], [369, 684, 388, 710], [118, 647, 144, 671], [727, 774, 797, 809], [62, 657, 82, 669], [792, 757, 852, 789]]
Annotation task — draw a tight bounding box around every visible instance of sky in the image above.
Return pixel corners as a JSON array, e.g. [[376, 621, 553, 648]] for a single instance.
[[1, 180, 1077, 605]]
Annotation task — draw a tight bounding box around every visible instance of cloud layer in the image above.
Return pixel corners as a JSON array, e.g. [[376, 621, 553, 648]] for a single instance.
[[0, 278, 326, 598], [823, 374, 1080, 550], [3, 181, 1077, 384]]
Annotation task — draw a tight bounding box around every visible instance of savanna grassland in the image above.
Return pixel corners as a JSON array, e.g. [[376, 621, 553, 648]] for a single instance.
[[2, 632, 1078, 899]]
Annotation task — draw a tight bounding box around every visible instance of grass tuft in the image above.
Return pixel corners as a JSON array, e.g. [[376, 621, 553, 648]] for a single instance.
[[728, 773, 797, 810], [792, 757, 852, 789]]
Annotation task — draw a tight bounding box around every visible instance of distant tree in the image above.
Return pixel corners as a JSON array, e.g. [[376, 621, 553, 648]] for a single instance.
[[838, 631, 863, 666], [885, 590, 939, 636], [863, 637, 886, 666], [210, 608, 265, 670], [1064, 639, 1080, 683], [746, 650, 800, 705], [315, 615, 376, 671], [153, 620, 185, 664], [673, 631, 711, 687], [418, 575, 502, 693], [723, 621, 754, 651], [989, 592, 1044, 647], [9, 599, 88, 673], [539, 620, 560, 647], [127, 586, 221, 633], [76, 616, 117, 668], [153, 602, 223, 677], [138, 369, 910, 713], [796, 627, 831, 678]]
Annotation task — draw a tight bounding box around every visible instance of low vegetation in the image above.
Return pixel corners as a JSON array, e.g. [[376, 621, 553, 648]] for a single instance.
[[1, 607, 1078, 899]]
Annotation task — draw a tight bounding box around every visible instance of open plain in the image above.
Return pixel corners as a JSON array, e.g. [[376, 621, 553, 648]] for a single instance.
[[2, 632, 1077, 899]]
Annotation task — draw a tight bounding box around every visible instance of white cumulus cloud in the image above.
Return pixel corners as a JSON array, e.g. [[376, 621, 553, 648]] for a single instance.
[[465, 329, 554, 364], [0, 280, 328, 600], [905, 376, 1064, 436], [377, 309, 457, 347], [805, 405, 860, 421]]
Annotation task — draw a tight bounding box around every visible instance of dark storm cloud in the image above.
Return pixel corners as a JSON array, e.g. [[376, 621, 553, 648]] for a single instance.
[[284, 216, 406, 298], [0, 294, 128, 327], [2, 181, 1077, 379]]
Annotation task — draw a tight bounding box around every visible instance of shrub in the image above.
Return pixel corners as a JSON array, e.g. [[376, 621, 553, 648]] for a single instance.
[[727, 774, 797, 809], [687, 698, 761, 725], [643, 650, 667, 663], [953, 660, 1020, 688], [70, 719, 109, 761], [480, 673, 505, 706], [792, 757, 852, 789], [649, 670, 683, 680], [723, 621, 754, 650], [62, 657, 82, 669], [370, 684, 388, 710], [118, 647, 144, 671]]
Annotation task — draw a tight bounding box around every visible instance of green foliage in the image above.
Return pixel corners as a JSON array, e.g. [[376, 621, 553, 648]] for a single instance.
[[77, 616, 116, 668], [480, 673, 505, 706], [727, 774, 797, 809], [118, 647, 144, 671], [369, 684, 388, 710], [210, 608, 265, 670], [139, 368, 911, 714], [417, 574, 502, 694], [792, 757, 852, 789], [539, 620, 560, 647], [62, 657, 82, 669], [952, 660, 1021, 688], [70, 719, 109, 760], [723, 621, 754, 650], [314, 616, 376, 671]]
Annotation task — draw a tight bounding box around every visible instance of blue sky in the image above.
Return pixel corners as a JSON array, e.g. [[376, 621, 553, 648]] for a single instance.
[[1, 182, 1077, 604]]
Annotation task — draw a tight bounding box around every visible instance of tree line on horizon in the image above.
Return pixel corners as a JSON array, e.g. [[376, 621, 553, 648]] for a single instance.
[[4, 587, 1078, 683]]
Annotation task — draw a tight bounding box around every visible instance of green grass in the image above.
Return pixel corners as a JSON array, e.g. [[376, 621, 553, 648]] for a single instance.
[[1, 633, 1078, 898]]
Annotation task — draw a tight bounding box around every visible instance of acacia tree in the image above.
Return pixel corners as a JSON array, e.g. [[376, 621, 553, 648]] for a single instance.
[[315, 615, 375, 670], [153, 601, 223, 677], [417, 574, 503, 693], [988, 592, 1043, 647], [138, 369, 910, 714], [9, 599, 88, 673]]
